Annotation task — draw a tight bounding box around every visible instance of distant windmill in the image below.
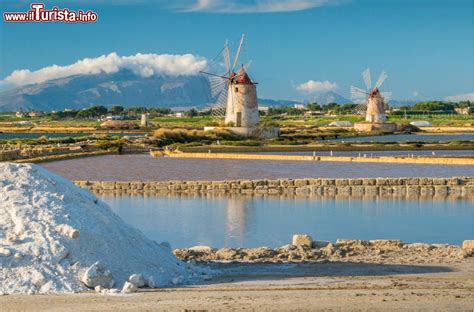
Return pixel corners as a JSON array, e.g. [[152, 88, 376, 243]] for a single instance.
[[201, 34, 259, 128], [350, 68, 392, 122]]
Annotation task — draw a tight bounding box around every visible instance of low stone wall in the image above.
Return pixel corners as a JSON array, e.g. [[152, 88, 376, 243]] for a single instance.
[[75, 177, 474, 199], [164, 152, 474, 166], [0, 146, 86, 162], [14, 150, 112, 163]]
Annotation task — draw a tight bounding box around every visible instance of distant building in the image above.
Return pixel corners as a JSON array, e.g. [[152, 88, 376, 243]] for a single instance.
[[455, 107, 471, 115], [294, 104, 306, 110], [28, 111, 43, 117], [140, 113, 149, 127], [175, 112, 184, 118], [258, 106, 269, 113], [15, 111, 26, 118], [106, 115, 124, 121], [304, 110, 324, 116]]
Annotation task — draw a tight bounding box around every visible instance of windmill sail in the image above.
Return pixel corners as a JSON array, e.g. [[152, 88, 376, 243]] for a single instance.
[[362, 68, 371, 90], [201, 34, 247, 123], [375, 71, 388, 89]]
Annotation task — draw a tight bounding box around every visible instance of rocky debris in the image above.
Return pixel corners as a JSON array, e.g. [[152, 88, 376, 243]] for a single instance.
[[128, 274, 146, 288], [173, 239, 471, 265], [81, 262, 115, 289], [94, 285, 105, 293], [312, 240, 331, 248], [146, 276, 155, 289], [0, 247, 12, 257], [56, 224, 80, 239], [462, 240, 474, 250], [121, 281, 138, 294], [292, 234, 313, 248], [189, 245, 215, 253]]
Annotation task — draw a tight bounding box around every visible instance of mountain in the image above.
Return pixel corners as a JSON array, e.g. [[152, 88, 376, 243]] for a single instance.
[[307, 91, 351, 105], [0, 70, 213, 112]]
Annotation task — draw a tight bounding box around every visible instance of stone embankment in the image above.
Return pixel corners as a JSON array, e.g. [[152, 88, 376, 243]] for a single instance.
[[174, 237, 474, 265], [0, 145, 110, 162], [163, 152, 474, 166], [75, 177, 474, 199], [0, 146, 83, 161]]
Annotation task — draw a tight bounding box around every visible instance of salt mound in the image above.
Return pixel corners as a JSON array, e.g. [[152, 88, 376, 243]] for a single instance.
[[0, 163, 195, 294]]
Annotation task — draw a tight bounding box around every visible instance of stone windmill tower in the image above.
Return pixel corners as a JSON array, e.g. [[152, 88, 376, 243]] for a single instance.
[[366, 87, 387, 123], [224, 65, 258, 127], [351, 68, 397, 132], [202, 34, 259, 129]]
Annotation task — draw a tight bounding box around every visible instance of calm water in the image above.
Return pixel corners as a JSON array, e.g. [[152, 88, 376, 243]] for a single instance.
[[334, 133, 474, 142], [102, 195, 474, 247], [0, 132, 145, 139], [42, 154, 474, 181]]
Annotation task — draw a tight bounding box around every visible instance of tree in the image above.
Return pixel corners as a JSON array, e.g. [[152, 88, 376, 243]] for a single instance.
[[108, 105, 124, 115], [76, 106, 108, 119], [307, 102, 322, 111], [186, 108, 198, 117], [412, 101, 454, 112]]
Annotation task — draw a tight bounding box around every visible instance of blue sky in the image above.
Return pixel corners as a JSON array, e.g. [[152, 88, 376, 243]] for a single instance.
[[1, 0, 473, 101]]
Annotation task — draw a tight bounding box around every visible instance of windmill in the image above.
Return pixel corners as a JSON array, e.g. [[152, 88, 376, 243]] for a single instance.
[[350, 68, 392, 123], [201, 34, 259, 128]]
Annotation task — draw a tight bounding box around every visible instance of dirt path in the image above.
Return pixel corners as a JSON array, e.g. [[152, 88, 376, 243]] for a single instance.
[[2, 260, 474, 311]]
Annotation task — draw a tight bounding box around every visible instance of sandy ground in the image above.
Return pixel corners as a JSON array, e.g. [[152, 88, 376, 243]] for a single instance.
[[2, 259, 474, 311]]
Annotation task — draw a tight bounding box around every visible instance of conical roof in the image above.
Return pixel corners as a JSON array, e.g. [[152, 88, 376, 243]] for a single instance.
[[234, 66, 253, 85]]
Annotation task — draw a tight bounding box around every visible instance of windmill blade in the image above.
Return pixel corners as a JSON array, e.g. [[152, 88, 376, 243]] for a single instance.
[[353, 103, 367, 116], [209, 76, 228, 97], [381, 91, 392, 101], [362, 68, 371, 91], [210, 83, 228, 121], [350, 85, 368, 101], [231, 34, 245, 72], [375, 71, 388, 89], [223, 40, 231, 76], [243, 60, 252, 71]]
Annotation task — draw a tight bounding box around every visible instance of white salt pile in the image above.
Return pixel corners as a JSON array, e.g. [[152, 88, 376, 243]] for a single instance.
[[0, 163, 198, 294]]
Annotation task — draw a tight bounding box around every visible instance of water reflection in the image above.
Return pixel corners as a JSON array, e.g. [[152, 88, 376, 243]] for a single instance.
[[101, 194, 474, 248], [225, 197, 254, 246]]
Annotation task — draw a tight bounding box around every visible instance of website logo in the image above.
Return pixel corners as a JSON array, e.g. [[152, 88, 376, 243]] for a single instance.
[[3, 3, 98, 23]]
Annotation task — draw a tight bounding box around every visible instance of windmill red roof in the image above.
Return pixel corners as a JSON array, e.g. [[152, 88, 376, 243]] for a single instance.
[[234, 66, 253, 85]]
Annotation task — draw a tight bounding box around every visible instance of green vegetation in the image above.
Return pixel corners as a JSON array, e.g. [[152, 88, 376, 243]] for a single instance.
[[153, 128, 244, 147]]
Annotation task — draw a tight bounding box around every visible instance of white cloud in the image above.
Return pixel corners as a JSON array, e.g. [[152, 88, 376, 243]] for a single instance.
[[412, 90, 419, 97], [1, 52, 207, 87], [181, 0, 334, 13], [445, 92, 474, 102], [296, 80, 337, 93]]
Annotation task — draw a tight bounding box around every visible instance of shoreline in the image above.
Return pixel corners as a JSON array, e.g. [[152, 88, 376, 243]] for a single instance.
[[2, 253, 473, 310], [173, 239, 474, 265]]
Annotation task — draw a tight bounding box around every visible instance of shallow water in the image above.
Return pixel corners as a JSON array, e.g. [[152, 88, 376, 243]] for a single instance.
[[102, 195, 474, 248], [333, 133, 474, 142], [42, 154, 474, 181]]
